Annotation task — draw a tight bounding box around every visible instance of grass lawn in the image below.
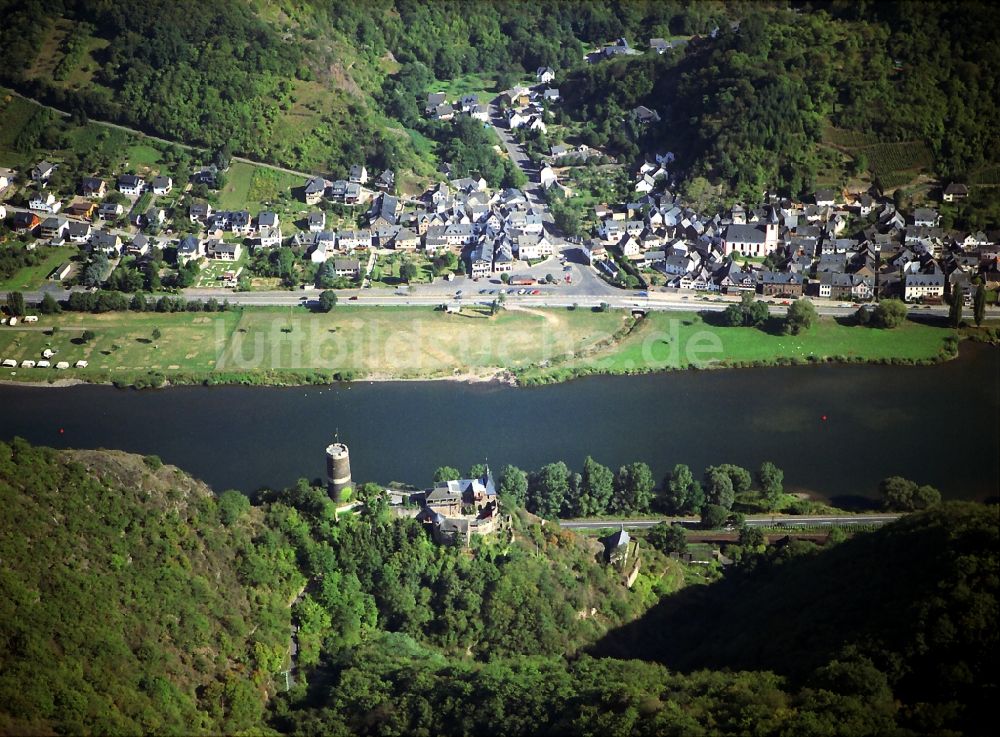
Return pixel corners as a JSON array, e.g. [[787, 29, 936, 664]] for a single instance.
[[0, 312, 242, 382], [405, 127, 437, 164], [218, 161, 256, 210], [245, 167, 300, 211], [126, 144, 162, 172], [213, 306, 629, 378], [432, 72, 498, 101], [0, 246, 78, 291], [193, 253, 247, 288], [369, 252, 434, 287], [519, 311, 957, 383], [0, 307, 960, 387]]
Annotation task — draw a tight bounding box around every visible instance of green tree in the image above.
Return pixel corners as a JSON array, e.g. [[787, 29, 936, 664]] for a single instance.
[[433, 466, 461, 482], [39, 292, 61, 315], [6, 291, 25, 317], [611, 462, 655, 513], [400, 260, 418, 283], [468, 463, 487, 479], [218, 490, 250, 525], [575, 456, 614, 516], [948, 286, 964, 327], [973, 283, 986, 326], [716, 464, 752, 494], [914, 484, 942, 509], [738, 524, 766, 550], [726, 292, 770, 327], [646, 522, 687, 554], [81, 329, 96, 343], [357, 481, 389, 520], [785, 298, 817, 334], [700, 503, 729, 529], [151, 327, 161, 341], [757, 462, 784, 509], [499, 465, 528, 508], [315, 261, 338, 288], [663, 463, 701, 514], [879, 476, 941, 511], [872, 299, 908, 328], [318, 290, 338, 312], [704, 467, 735, 510], [527, 462, 570, 518]]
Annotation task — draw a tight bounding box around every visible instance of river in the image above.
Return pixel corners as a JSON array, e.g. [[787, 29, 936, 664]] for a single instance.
[[1, 344, 997, 505]]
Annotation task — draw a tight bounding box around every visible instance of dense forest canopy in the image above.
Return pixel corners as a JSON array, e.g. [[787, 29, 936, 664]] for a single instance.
[[0, 0, 996, 207], [1, 441, 995, 735], [0, 440, 300, 734]]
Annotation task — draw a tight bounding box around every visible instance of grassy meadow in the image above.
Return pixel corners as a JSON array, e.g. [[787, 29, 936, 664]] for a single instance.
[[0, 306, 959, 387]]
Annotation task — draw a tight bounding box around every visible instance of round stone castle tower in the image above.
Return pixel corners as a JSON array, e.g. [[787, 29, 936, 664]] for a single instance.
[[325, 442, 352, 502]]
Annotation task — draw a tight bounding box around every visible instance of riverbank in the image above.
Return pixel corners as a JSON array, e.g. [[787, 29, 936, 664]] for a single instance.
[[0, 305, 964, 389]]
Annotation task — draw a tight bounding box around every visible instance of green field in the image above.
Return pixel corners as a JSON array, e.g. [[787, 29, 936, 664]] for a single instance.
[[431, 72, 499, 101], [125, 143, 162, 171], [0, 95, 38, 151], [245, 167, 300, 209], [0, 311, 241, 381], [519, 311, 957, 383], [368, 252, 434, 287], [0, 246, 79, 292], [217, 161, 257, 210], [0, 307, 959, 387]]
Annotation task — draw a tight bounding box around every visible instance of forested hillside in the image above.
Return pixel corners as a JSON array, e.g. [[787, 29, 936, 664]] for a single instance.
[[0, 440, 300, 734], [0, 0, 420, 175], [4, 0, 995, 213], [592, 502, 998, 735], [563, 2, 1000, 207], [0, 442, 995, 735]]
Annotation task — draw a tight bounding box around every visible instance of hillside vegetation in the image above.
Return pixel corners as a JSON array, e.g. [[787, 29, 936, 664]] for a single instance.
[[3, 1, 996, 218], [592, 502, 999, 735], [0, 440, 300, 735], [0, 442, 995, 735], [562, 2, 1000, 220]]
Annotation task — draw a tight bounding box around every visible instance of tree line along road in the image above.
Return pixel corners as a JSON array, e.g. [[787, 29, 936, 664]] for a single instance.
[[558, 513, 904, 530]]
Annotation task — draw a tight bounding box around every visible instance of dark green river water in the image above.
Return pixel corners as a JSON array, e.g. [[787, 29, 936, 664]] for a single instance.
[[1, 344, 996, 505]]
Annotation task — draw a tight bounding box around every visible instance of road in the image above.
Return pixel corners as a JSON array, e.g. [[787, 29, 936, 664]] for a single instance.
[[6, 277, 966, 320], [559, 513, 904, 530]]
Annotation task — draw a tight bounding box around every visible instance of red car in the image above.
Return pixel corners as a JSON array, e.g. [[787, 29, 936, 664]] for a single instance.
[[531, 289, 541, 295]]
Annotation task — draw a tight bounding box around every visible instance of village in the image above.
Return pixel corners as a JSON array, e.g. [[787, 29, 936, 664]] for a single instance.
[[0, 49, 998, 313]]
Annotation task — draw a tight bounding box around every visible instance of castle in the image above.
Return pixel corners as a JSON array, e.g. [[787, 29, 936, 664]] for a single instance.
[[416, 467, 509, 546]]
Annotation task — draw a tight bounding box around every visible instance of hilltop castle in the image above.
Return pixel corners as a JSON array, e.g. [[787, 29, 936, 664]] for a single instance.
[[416, 467, 509, 546]]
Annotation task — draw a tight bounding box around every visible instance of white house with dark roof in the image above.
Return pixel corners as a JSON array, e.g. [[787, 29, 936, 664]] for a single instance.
[[32, 161, 55, 184], [943, 183, 969, 202], [307, 211, 326, 233], [903, 272, 945, 301], [303, 176, 327, 205], [722, 221, 778, 258], [118, 174, 145, 196], [912, 208, 940, 228], [29, 192, 60, 213], [177, 235, 204, 264], [151, 176, 173, 195], [349, 164, 368, 185]]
